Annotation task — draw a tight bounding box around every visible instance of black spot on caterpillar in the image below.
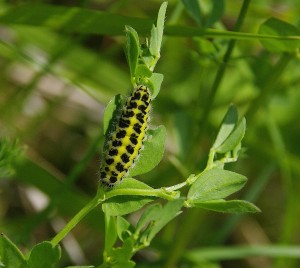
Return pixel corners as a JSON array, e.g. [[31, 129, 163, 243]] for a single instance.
[[100, 85, 151, 187]]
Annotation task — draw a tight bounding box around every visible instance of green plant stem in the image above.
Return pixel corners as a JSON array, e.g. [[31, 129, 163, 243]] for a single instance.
[[165, 26, 300, 40], [51, 194, 102, 246], [105, 188, 178, 201], [50, 186, 178, 245], [165, 182, 187, 191], [201, 0, 252, 128], [184, 245, 300, 261]]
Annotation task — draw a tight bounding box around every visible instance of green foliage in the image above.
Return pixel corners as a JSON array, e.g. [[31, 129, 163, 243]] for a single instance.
[[259, 17, 300, 53], [26, 242, 61, 268], [124, 2, 167, 90], [182, 0, 224, 27], [128, 126, 166, 177], [191, 199, 260, 214], [0, 137, 23, 177], [101, 199, 184, 267], [0, 235, 60, 268], [187, 169, 247, 202], [1, 0, 300, 267], [0, 234, 26, 268], [102, 178, 155, 216]]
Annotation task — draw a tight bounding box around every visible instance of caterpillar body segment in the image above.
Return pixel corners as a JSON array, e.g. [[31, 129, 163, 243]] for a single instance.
[[100, 85, 151, 187]]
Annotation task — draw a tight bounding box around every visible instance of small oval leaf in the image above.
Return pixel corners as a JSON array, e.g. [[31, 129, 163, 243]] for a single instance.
[[191, 199, 261, 214], [125, 25, 140, 78], [27, 242, 61, 268], [0, 234, 26, 268], [103, 94, 123, 135], [187, 168, 247, 202], [215, 118, 246, 154], [128, 125, 166, 177], [212, 105, 238, 149], [135, 64, 152, 78], [148, 73, 164, 99]]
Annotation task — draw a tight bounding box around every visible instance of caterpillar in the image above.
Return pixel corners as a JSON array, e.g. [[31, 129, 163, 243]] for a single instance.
[[100, 85, 151, 187]]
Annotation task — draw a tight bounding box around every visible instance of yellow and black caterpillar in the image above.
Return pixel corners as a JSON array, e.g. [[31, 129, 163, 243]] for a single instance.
[[100, 85, 151, 187]]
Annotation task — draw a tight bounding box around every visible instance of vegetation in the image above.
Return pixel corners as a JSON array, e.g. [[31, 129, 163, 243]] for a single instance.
[[0, 0, 300, 267]]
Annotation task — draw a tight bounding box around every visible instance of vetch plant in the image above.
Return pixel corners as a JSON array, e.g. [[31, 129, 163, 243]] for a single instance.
[[0, 2, 260, 268]]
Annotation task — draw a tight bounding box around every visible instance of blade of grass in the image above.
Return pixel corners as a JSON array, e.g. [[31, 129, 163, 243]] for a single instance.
[[1, 4, 300, 41], [266, 109, 298, 268], [184, 245, 300, 261]]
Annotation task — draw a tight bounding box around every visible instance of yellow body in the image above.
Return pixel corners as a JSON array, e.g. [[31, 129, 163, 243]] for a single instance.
[[100, 85, 151, 187]]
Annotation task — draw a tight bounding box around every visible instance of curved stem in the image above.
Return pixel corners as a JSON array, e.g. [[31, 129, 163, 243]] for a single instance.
[[51, 194, 101, 246], [50, 186, 178, 245], [105, 188, 178, 200]]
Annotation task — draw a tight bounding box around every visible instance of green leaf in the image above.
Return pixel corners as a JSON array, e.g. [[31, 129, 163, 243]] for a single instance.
[[103, 94, 124, 135], [0, 4, 153, 36], [27, 242, 61, 268], [148, 73, 164, 99], [182, 0, 224, 27], [212, 106, 238, 149], [0, 137, 24, 178], [104, 214, 117, 254], [109, 238, 135, 268], [102, 178, 155, 216], [182, 0, 202, 25], [191, 199, 261, 213], [135, 64, 152, 78], [150, 26, 159, 57], [146, 199, 184, 242], [206, 0, 225, 27], [116, 216, 131, 242], [215, 118, 246, 154], [156, 2, 167, 46], [187, 169, 247, 202], [135, 203, 162, 234], [128, 126, 166, 177], [0, 234, 26, 268], [259, 18, 300, 53], [149, 2, 167, 56], [1, 4, 300, 43], [125, 26, 140, 79]]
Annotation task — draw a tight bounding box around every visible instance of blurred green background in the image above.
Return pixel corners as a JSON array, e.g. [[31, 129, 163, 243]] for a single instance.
[[1, 0, 300, 267]]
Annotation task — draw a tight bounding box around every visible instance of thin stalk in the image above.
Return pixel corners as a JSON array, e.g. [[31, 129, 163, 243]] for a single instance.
[[201, 0, 252, 128], [165, 26, 300, 41], [51, 194, 101, 246], [184, 245, 300, 261], [50, 185, 178, 245], [105, 188, 178, 201]]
